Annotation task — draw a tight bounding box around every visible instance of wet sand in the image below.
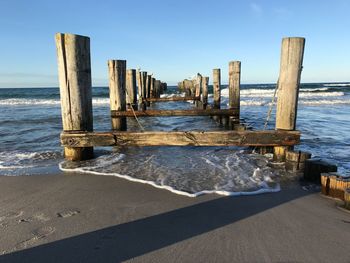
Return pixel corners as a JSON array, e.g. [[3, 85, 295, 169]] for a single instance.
[[0, 173, 350, 263]]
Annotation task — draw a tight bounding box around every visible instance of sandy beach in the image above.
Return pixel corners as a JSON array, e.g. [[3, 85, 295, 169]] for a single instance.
[[0, 173, 349, 263]]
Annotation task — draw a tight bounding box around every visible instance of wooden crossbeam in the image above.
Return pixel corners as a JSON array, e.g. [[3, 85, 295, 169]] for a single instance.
[[143, 96, 200, 102], [61, 130, 300, 147], [111, 109, 238, 117]]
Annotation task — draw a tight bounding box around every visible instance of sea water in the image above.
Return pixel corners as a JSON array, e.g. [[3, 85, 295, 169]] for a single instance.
[[0, 83, 349, 196]]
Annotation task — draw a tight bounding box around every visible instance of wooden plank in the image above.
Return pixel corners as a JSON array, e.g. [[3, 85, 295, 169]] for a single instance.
[[111, 109, 239, 117], [144, 96, 200, 102], [61, 130, 301, 147]]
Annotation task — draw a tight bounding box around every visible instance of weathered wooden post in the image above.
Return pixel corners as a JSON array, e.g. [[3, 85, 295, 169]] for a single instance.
[[213, 69, 221, 122], [151, 77, 156, 99], [146, 75, 151, 106], [108, 60, 127, 131], [126, 69, 137, 110], [274, 37, 305, 161], [195, 73, 202, 108], [136, 69, 143, 110], [55, 33, 94, 161], [229, 61, 241, 126], [141, 71, 147, 110], [202, 76, 209, 109], [155, 80, 161, 98]]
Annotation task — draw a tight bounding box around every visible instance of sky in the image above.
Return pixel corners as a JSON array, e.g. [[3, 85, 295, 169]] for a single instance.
[[0, 0, 349, 88]]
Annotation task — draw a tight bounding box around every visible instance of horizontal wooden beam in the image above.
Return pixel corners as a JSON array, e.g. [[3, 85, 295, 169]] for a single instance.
[[61, 130, 300, 147], [144, 96, 200, 102], [111, 109, 239, 117]]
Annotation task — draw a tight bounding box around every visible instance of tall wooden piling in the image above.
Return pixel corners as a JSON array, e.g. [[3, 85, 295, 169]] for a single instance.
[[55, 33, 94, 161], [274, 37, 305, 161], [146, 75, 152, 106], [141, 72, 147, 110], [141, 72, 147, 99], [202, 76, 209, 109], [195, 74, 202, 108], [229, 61, 241, 124], [155, 80, 161, 98], [108, 60, 127, 131], [213, 69, 221, 122], [151, 78, 156, 98], [126, 69, 137, 110], [136, 70, 143, 110]]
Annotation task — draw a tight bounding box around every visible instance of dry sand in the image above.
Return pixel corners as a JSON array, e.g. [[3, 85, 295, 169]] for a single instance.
[[0, 173, 350, 263]]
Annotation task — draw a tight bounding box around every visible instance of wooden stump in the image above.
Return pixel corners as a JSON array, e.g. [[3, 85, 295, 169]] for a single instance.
[[321, 173, 350, 200], [55, 33, 94, 161], [108, 60, 127, 131], [304, 159, 337, 183], [344, 188, 350, 210], [274, 37, 305, 162], [285, 150, 311, 172]]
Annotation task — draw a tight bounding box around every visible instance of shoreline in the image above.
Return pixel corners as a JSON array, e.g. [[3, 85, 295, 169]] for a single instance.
[[1, 173, 350, 262]]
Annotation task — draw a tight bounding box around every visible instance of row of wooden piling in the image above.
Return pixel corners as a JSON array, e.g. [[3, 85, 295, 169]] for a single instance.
[[108, 60, 166, 130], [55, 33, 305, 163], [177, 37, 305, 163], [55, 33, 167, 160], [321, 173, 350, 207], [178, 61, 242, 128]]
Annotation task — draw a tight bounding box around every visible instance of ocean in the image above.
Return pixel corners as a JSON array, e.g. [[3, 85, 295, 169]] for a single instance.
[[0, 83, 349, 196]]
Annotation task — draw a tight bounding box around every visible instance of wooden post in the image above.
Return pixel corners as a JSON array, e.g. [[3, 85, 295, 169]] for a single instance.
[[55, 33, 94, 161], [141, 71, 147, 110], [155, 80, 161, 98], [108, 60, 127, 131], [136, 69, 143, 110], [195, 73, 202, 108], [274, 37, 305, 161], [150, 77, 155, 100], [229, 61, 241, 125], [213, 69, 221, 122], [126, 69, 137, 110], [202, 76, 209, 109], [146, 75, 151, 106], [141, 71, 147, 99]]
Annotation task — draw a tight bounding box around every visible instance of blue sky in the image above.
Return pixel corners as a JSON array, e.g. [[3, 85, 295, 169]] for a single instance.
[[0, 0, 349, 87]]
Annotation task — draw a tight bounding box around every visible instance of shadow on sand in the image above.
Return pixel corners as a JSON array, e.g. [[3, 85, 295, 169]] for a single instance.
[[1, 185, 310, 263]]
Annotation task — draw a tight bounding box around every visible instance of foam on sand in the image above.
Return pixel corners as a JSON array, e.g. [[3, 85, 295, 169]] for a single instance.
[[59, 150, 281, 197]]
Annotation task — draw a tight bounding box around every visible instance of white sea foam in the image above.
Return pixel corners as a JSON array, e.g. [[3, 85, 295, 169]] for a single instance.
[[323, 83, 350, 87], [0, 151, 61, 171], [0, 98, 111, 106], [59, 151, 281, 197], [299, 99, 350, 105], [59, 163, 280, 197], [222, 87, 344, 98]]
